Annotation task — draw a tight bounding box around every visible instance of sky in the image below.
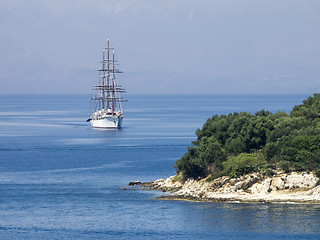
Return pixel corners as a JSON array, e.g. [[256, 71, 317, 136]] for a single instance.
[[0, 0, 320, 94]]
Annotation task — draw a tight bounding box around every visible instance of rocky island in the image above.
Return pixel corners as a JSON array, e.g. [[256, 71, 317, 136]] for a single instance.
[[128, 94, 320, 203]]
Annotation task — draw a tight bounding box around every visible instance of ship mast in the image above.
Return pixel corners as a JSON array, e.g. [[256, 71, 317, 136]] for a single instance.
[[112, 49, 116, 114], [91, 39, 127, 114], [107, 39, 110, 110], [102, 48, 106, 110]]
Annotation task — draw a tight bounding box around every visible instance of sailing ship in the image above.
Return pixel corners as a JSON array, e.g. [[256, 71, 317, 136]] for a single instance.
[[87, 39, 127, 128]]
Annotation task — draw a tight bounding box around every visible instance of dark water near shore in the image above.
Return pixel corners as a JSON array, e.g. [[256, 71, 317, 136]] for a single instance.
[[1, 94, 320, 239]]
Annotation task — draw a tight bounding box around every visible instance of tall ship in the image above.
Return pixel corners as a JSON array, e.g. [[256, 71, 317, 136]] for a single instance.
[[87, 39, 127, 128]]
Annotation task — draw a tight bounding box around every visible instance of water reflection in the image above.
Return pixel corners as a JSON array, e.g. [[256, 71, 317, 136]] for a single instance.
[[181, 202, 320, 235]]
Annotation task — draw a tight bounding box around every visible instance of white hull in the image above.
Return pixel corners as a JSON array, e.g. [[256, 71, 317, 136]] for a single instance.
[[90, 116, 123, 129]]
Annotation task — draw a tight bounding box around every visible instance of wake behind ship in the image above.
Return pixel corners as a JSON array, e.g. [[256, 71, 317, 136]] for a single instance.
[[87, 39, 127, 128]]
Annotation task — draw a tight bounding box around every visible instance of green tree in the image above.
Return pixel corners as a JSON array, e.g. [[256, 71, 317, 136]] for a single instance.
[[176, 93, 320, 179]]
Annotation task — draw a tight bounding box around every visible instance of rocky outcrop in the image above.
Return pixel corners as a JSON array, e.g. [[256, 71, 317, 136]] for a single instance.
[[131, 171, 320, 203]]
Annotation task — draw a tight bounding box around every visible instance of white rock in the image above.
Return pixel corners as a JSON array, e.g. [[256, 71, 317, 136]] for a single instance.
[[156, 172, 320, 203]]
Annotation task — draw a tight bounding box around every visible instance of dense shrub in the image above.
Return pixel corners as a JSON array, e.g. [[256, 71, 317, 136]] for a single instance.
[[175, 94, 320, 179], [222, 152, 266, 178]]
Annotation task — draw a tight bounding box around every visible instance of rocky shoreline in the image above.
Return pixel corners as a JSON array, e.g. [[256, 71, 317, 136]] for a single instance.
[[127, 171, 320, 203]]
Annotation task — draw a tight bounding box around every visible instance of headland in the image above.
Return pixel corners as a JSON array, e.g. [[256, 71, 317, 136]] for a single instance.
[[129, 171, 320, 203]]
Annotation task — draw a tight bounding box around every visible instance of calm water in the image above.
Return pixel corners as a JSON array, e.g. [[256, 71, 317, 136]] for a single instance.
[[0, 94, 320, 239]]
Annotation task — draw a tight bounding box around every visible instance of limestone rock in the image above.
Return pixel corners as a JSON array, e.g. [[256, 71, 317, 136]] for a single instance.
[[147, 171, 320, 203]]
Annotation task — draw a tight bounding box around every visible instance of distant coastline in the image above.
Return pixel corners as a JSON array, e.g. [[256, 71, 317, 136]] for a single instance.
[[130, 171, 320, 203]]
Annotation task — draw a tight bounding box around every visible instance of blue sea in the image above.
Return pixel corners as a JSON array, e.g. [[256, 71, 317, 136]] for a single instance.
[[1, 94, 320, 239]]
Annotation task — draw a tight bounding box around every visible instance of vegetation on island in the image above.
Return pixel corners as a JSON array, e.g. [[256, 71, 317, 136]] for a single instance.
[[175, 94, 320, 181]]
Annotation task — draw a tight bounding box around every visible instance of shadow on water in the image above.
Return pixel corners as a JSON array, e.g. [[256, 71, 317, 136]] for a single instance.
[[185, 202, 320, 234]]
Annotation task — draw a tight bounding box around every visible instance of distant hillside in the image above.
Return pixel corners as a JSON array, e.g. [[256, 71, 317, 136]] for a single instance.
[[175, 94, 320, 181]]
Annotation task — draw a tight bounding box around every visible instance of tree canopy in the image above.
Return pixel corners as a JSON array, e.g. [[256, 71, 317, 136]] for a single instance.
[[175, 94, 320, 180]]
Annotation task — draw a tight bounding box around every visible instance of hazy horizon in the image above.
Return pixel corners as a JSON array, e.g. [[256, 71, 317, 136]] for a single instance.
[[1, 0, 319, 95]]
